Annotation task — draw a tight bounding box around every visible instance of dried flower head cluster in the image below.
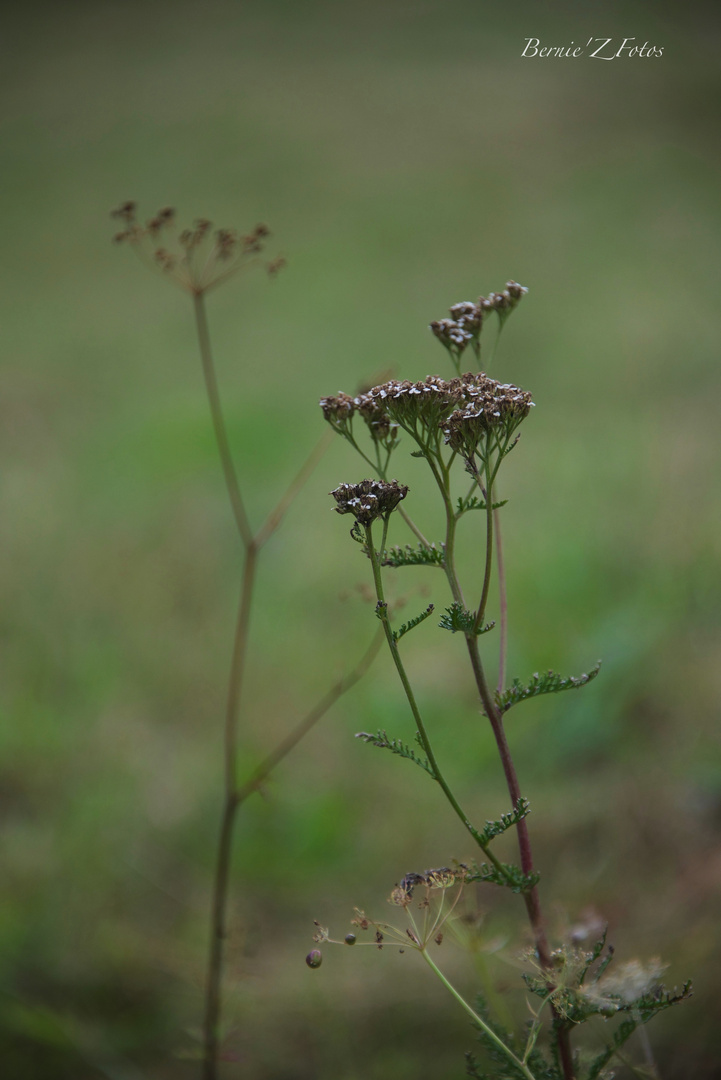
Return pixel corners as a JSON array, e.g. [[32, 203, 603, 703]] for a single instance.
[[322, 372, 533, 466], [308, 865, 466, 967], [430, 282, 528, 366], [110, 201, 285, 294], [442, 377, 534, 458], [330, 479, 408, 526], [389, 865, 467, 907]]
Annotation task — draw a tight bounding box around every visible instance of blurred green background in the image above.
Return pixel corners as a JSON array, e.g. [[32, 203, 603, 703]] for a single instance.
[[1, 0, 720, 1076]]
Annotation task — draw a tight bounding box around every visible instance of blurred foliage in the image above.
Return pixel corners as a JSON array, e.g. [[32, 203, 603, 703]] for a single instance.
[[1, 0, 720, 1076]]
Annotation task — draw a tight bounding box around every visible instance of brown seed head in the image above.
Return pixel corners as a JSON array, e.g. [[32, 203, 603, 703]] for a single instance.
[[330, 478, 409, 526]]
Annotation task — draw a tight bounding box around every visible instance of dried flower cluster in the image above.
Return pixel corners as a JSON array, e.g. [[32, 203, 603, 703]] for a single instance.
[[389, 865, 467, 907], [429, 282, 528, 364], [442, 377, 534, 457], [330, 479, 408, 526], [321, 371, 533, 464], [110, 201, 285, 294]]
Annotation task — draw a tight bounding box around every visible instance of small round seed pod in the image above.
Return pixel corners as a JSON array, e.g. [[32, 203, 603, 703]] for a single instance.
[[344, 933, 356, 946], [305, 949, 323, 969]]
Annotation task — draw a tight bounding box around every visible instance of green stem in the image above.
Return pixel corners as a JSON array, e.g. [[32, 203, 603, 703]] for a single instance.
[[364, 521, 505, 875], [193, 291, 253, 548], [202, 542, 256, 1080], [419, 948, 538, 1080], [473, 452, 494, 634]]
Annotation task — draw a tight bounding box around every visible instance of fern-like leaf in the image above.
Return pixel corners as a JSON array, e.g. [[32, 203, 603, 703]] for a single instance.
[[355, 730, 435, 778], [456, 495, 508, 516], [496, 661, 601, 713], [381, 542, 445, 568], [473, 797, 530, 847], [585, 1018, 640, 1080], [465, 860, 540, 894], [439, 602, 495, 636], [392, 604, 435, 643], [586, 980, 692, 1079]]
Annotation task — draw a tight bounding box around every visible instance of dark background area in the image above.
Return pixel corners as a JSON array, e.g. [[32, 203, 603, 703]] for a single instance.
[[1, 1, 720, 1076]]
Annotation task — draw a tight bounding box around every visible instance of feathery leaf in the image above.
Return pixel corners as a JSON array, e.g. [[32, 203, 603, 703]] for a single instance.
[[496, 662, 601, 713], [392, 604, 435, 643], [355, 730, 435, 778], [439, 602, 495, 636]]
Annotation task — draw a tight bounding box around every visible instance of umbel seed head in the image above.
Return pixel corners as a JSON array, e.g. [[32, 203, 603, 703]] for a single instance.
[[330, 479, 409, 526], [110, 203, 283, 294]]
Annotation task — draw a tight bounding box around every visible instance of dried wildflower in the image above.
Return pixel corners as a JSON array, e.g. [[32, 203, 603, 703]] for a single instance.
[[111, 203, 277, 295], [389, 884, 413, 907], [442, 374, 534, 459], [430, 299, 483, 365], [361, 375, 457, 436], [479, 281, 529, 324], [319, 388, 398, 453], [319, 392, 356, 429], [312, 920, 330, 943], [267, 255, 287, 276], [425, 867, 458, 889], [110, 200, 137, 223], [330, 479, 408, 526]]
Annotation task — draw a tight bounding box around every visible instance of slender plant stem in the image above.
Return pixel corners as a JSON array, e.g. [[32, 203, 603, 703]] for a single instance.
[[364, 522, 507, 877], [419, 948, 538, 1080], [255, 428, 333, 548], [493, 506, 508, 695], [235, 629, 384, 804], [193, 291, 341, 1079], [398, 505, 432, 548], [202, 543, 256, 1080], [473, 457, 495, 634], [202, 795, 237, 1079], [193, 291, 254, 548], [436, 461, 575, 1079]]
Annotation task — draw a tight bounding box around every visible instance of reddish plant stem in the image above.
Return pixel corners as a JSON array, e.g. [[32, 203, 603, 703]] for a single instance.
[[434, 453, 573, 1077], [464, 635, 574, 1079]]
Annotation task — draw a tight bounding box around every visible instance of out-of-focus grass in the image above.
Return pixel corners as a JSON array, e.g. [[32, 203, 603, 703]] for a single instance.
[[1, 1, 720, 1076]]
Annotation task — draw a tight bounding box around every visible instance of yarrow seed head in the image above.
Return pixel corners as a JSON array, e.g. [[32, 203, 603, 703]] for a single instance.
[[441, 374, 534, 458], [321, 371, 533, 468], [430, 300, 483, 364], [330, 479, 409, 526], [480, 281, 529, 320]]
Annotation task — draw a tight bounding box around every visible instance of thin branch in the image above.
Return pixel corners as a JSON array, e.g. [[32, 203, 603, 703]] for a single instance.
[[255, 428, 333, 549], [236, 628, 384, 804], [202, 543, 256, 1080], [364, 521, 509, 879], [193, 291, 254, 548]]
